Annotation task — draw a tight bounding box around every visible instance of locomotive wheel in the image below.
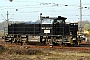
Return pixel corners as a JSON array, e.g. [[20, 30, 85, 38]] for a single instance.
[[73, 40, 78, 46]]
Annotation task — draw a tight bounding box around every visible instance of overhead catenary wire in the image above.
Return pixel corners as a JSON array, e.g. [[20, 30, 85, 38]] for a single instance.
[[0, 0, 90, 22]]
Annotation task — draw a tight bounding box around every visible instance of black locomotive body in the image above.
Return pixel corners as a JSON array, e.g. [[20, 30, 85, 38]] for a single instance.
[[4, 15, 78, 46]]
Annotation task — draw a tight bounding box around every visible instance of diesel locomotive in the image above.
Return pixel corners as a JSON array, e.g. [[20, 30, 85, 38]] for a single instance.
[[3, 14, 79, 46]]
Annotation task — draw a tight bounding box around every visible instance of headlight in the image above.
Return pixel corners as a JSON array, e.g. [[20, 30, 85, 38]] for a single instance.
[[42, 39, 45, 41], [73, 38, 76, 40]]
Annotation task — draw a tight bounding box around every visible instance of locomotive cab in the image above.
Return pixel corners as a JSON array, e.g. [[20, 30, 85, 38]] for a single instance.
[[40, 16, 69, 45], [41, 16, 66, 35]]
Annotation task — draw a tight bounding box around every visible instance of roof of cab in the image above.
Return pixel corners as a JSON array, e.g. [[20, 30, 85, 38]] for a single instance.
[[41, 16, 67, 20]]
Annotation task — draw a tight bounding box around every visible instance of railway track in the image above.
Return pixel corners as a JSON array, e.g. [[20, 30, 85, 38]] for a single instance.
[[2, 42, 90, 51], [0, 38, 90, 51]]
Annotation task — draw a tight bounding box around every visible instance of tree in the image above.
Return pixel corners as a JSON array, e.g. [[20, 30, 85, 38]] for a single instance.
[[84, 24, 90, 31], [78, 20, 90, 28]]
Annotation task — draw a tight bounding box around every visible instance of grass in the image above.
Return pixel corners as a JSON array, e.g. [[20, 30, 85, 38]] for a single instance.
[[0, 46, 90, 60]]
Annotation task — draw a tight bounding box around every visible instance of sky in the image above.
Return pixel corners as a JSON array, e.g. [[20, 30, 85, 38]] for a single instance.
[[0, 0, 90, 22]]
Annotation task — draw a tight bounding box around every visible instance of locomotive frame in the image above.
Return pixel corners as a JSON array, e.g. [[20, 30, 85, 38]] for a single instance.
[[3, 14, 79, 46]]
